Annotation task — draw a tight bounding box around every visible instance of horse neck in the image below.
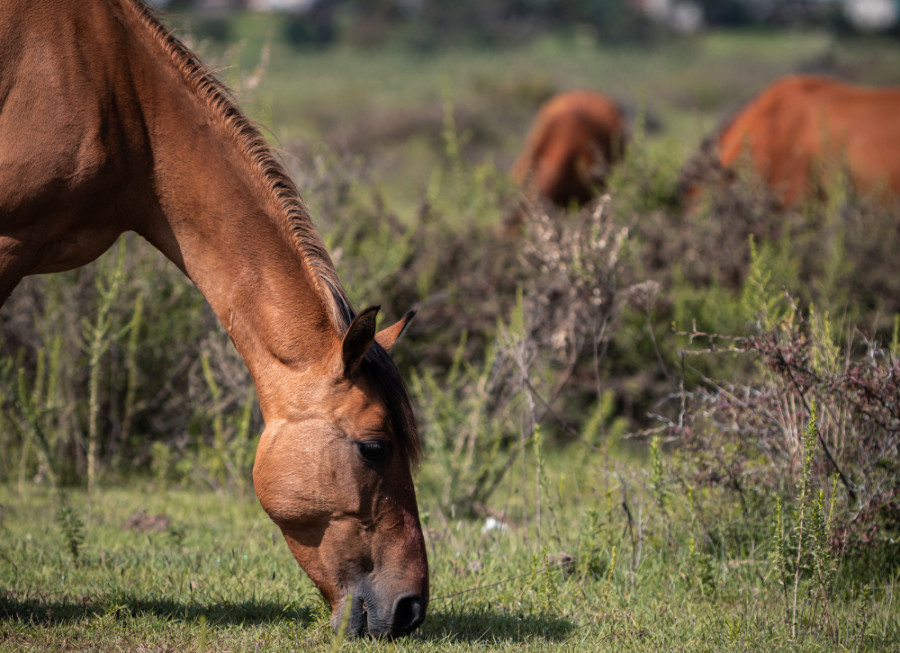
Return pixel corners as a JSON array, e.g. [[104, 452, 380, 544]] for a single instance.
[[120, 7, 344, 414]]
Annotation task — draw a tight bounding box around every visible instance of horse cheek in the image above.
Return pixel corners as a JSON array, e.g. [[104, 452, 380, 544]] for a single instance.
[[253, 424, 322, 525]]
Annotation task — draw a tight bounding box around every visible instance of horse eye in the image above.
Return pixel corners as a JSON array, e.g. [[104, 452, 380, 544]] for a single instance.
[[357, 440, 388, 464]]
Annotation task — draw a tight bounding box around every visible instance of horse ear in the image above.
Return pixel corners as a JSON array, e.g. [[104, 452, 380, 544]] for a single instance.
[[375, 309, 417, 352], [342, 306, 379, 377]]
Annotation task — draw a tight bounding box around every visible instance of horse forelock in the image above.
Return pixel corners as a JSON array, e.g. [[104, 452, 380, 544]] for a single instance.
[[121, 0, 354, 334]]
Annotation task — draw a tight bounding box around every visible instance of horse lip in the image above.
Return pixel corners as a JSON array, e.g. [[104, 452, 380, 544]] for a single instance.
[[335, 594, 367, 637], [361, 595, 391, 638], [336, 584, 425, 638], [337, 584, 394, 638]]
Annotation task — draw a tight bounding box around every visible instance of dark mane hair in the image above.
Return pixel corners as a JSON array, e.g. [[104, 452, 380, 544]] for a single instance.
[[362, 344, 422, 467]]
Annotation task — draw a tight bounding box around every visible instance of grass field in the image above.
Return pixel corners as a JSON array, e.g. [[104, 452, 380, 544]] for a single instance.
[[3, 460, 896, 652], [3, 10, 900, 652]]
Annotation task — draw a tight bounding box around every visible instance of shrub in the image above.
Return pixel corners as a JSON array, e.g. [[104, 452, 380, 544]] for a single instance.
[[673, 297, 900, 554]]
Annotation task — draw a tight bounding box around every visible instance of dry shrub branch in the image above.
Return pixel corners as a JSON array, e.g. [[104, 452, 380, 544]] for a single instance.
[[674, 303, 900, 549]]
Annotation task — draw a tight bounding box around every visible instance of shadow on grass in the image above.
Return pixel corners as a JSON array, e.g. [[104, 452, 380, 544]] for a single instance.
[[1, 593, 573, 643], [0, 593, 315, 627], [413, 606, 574, 643]]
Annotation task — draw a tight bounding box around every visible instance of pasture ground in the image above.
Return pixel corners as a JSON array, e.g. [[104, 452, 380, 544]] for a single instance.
[[2, 16, 900, 652], [2, 460, 896, 651]]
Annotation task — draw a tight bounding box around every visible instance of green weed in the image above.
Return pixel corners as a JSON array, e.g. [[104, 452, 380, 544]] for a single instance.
[[55, 505, 85, 564]]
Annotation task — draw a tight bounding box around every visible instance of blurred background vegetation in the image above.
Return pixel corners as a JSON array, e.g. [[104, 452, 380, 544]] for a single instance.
[[1, 1, 899, 647]]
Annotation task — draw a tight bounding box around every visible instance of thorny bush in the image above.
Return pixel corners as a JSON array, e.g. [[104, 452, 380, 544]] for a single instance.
[[673, 303, 900, 552]]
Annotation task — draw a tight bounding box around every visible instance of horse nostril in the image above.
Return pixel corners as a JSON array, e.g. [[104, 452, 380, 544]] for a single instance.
[[391, 593, 425, 636]]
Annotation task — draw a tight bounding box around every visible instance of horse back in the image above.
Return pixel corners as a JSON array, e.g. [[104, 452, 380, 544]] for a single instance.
[[718, 75, 900, 203], [512, 90, 626, 206]]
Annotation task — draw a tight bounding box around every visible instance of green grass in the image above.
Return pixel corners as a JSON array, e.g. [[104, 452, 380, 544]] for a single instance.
[[2, 447, 897, 651]]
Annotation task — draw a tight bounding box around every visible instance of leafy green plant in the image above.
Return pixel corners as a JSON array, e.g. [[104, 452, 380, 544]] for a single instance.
[[15, 362, 60, 493], [119, 291, 144, 450], [683, 536, 716, 596], [772, 496, 790, 619], [84, 244, 128, 498], [787, 402, 820, 639], [412, 327, 520, 515], [56, 505, 85, 564]]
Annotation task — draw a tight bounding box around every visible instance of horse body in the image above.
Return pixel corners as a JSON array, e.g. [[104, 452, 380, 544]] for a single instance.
[[716, 75, 900, 205], [512, 90, 626, 207], [0, 0, 427, 637]]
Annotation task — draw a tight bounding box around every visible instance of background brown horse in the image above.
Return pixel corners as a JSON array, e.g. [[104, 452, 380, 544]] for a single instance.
[[713, 75, 900, 206], [0, 0, 426, 637], [511, 89, 627, 207]]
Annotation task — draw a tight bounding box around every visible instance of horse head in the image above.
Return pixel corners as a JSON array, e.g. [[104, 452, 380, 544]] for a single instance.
[[252, 307, 428, 638]]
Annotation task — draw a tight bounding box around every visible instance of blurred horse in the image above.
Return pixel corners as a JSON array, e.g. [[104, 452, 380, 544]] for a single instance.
[[0, 0, 427, 637], [512, 90, 627, 207], [691, 75, 900, 206]]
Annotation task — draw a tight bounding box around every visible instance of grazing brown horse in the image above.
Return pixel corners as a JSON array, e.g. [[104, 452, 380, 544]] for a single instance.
[[511, 90, 627, 207], [712, 75, 900, 206], [0, 0, 427, 638]]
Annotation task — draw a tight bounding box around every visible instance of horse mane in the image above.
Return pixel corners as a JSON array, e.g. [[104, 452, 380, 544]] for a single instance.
[[361, 344, 422, 467], [121, 0, 354, 333], [121, 0, 421, 465]]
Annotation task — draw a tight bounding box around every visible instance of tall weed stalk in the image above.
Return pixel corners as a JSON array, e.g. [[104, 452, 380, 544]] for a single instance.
[[84, 244, 128, 500], [790, 402, 819, 639]]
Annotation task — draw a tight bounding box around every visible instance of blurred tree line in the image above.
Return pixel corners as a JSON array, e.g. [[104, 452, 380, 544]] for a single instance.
[[176, 0, 658, 49], [333, 0, 658, 48], [165, 0, 894, 50]]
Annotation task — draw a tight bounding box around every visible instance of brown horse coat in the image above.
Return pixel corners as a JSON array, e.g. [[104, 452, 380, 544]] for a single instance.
[[1, 0, 426, 637], [716, 75, 900, 205], [511, 90, 627, 207]]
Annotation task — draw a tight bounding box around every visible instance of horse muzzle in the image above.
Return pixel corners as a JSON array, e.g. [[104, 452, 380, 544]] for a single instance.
[[335, 583, 427, 638]]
